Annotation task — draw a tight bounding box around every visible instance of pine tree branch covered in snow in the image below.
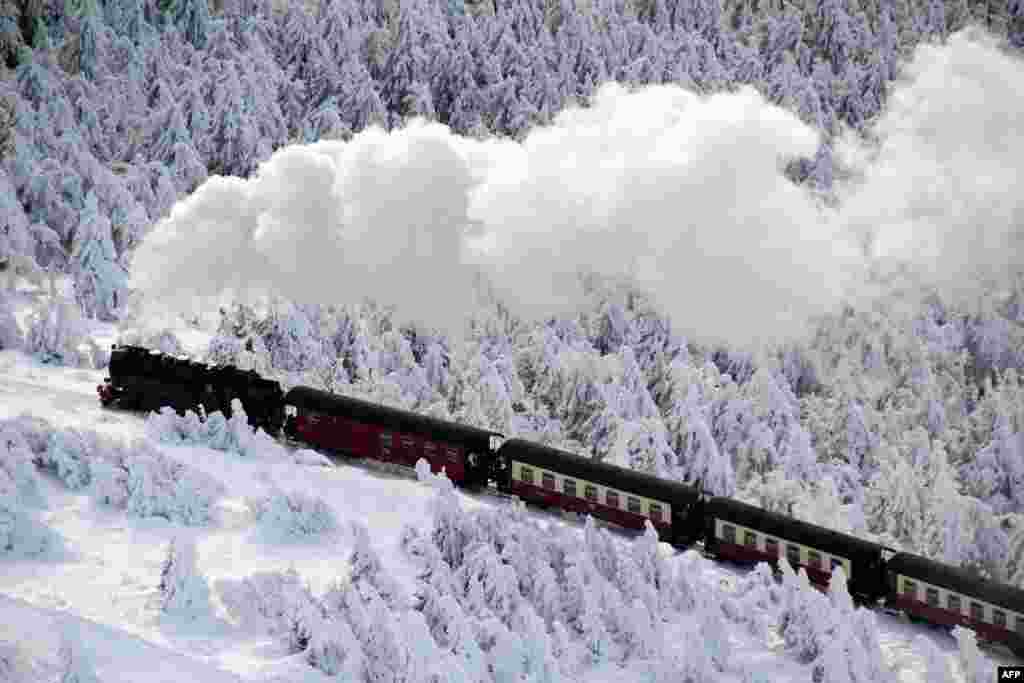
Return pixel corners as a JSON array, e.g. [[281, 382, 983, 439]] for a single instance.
[[217, 459, 820, 681], [145, 401, 281, 458], [1, 417, 60, 557], [23, 297, 94, 367], [953, 625, 996, 683], [0, 498, 62, 557], [0, 291, 22, 351], [399, 459, 754, 680], [57, 621, 100, 683], [776, 560, 892, 683], [159, 535, 211, 616], [248, 488, 339, 540], [145, 400, 329, 466], [1, 413, 224, 526], [0, 641, 33, 683]]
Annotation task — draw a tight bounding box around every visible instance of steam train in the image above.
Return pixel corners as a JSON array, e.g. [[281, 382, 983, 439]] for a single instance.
[[98, 344, 1024, 658]]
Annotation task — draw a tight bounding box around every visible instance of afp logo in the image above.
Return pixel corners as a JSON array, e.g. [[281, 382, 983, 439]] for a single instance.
[[999, 666, 1024, 680]]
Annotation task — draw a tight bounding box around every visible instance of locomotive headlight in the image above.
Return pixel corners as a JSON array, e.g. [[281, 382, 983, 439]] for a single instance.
[[285, 405, 297, 417]]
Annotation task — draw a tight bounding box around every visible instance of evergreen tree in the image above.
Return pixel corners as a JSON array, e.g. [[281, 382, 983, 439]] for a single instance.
[[78, 0, 100, 80], [0, 169, 37, 290], [178, 0, 209, 48], [71, 191, 127, 321], [1011, 0, 1024, 47], [336, 52, 388, 132], [382, 0, 439, 122], [302, 95, 349, 141], [923, 0, 946, 38]]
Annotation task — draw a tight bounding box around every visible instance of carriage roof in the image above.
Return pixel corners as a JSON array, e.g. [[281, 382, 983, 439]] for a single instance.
[[497, 438, 699, 507], [284, 385, 500, 447]]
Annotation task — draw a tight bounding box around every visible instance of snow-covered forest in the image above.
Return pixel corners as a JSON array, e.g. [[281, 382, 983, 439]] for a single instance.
[[1, 0, 1024, 677], [2, 0, 1024, 586]]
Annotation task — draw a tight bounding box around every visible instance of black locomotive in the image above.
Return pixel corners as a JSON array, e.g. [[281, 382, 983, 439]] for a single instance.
[[98, 344, 1024, 658], [98, 345, 285, 432]]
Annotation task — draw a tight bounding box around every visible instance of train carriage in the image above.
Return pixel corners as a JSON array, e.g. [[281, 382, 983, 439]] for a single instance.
[[494, 438, 703, 546], [887, 552, 1024, 656], [282, 386, 501, 487], [703, 497, 887, 601]]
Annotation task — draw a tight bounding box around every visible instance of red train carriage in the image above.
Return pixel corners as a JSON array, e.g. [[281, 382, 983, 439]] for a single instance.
[[282, 386, 501, 487], [887, 552, 1024, 657], [494, 438, 702, 546], [703, 497, 888, 602]]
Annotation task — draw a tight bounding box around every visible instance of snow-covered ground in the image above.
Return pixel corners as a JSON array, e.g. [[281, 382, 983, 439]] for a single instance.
[[0, 294, 1014, 683]]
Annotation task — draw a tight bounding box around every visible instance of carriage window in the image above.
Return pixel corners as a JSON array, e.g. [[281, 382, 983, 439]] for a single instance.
[[994, 610, 1007, 628], [446, 446, 459, 462], [926, 587, 939, 607], [542, 473, 556, 491], [722, 524, 736, 544], [520, 466, 534, 484], [647, 501, 663, 524], [563, 479, 577, 497], [584, 484, 598, 501], [766, 538, 779, 557], [401, 435, 415, 450], [606, 491, 620, 508], [807, 550, 822, 570], [744, 530, 757, 548], [627, 497, 643, 515], [902, 578, 916, 597], [948, 594, 961, 612], [649, 503, 663, 522], [787, 544, 801, 566], [971, 602, 985, 622], [423, 441, 437, 456], [380, 432, 392, 455]]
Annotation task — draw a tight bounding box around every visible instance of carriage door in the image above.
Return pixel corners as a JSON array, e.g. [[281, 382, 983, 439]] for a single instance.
[[378, 431, 394, 461], [348, 419, 374, 459], [399, 434, 418, 466]]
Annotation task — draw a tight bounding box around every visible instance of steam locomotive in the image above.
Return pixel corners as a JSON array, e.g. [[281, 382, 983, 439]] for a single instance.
[[98, 344, 1024, 658]]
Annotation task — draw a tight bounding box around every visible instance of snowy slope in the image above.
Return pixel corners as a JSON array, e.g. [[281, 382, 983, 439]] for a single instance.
[[0, 335, 1013, 683]]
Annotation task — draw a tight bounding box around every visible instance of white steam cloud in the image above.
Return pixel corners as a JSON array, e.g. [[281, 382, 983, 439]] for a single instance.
[[131, 29, 1024, 350], [840, 29, 1024, 307], [466, 84, 857, 348], [131, 126, 480, 335]]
